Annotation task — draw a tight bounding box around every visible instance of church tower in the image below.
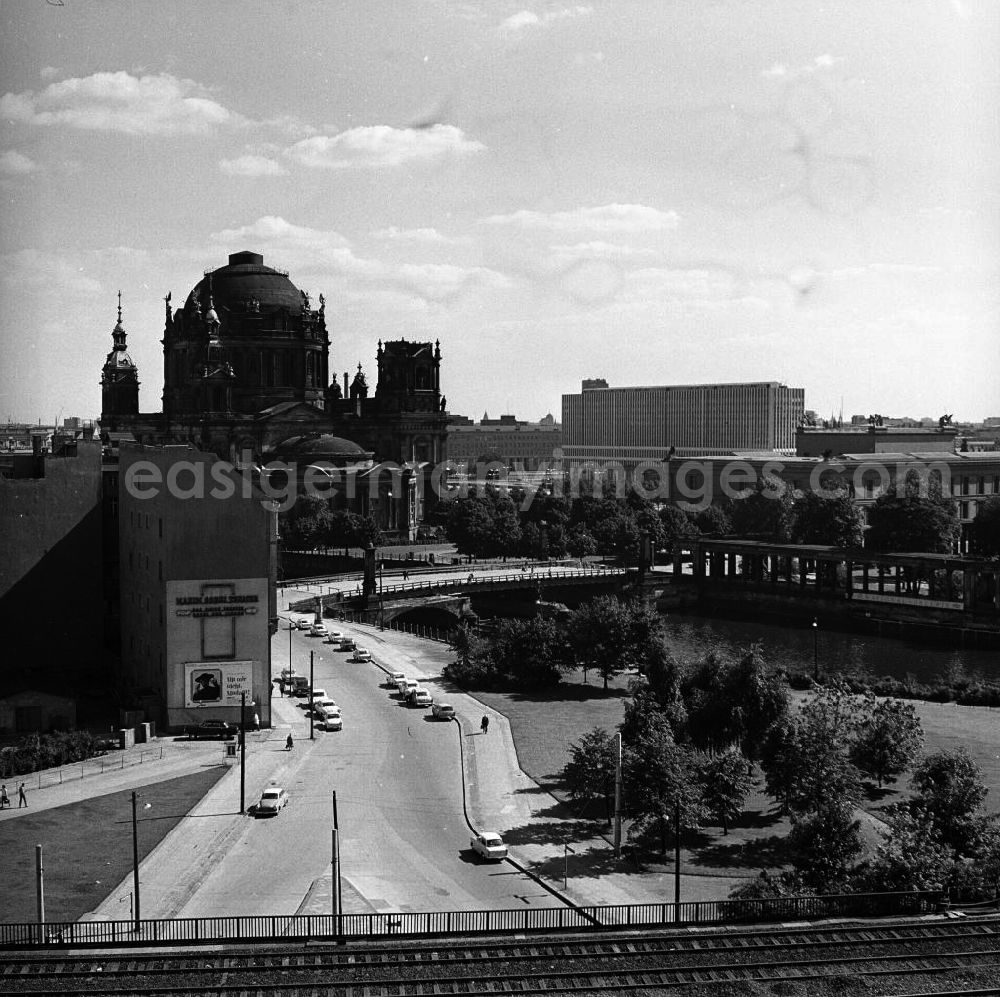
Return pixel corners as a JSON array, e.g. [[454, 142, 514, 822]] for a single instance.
[[100, 291, 140, 429]]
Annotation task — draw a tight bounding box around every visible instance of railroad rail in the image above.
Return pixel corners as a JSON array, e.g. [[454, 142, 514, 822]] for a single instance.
[[1, 915, 998, 996]]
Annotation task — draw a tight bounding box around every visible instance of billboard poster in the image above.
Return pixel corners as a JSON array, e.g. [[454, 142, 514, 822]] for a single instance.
[[184, 661, 253, 708]]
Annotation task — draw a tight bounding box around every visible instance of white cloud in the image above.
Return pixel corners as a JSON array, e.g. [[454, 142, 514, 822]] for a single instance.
[[0, 249, 103, 296], [500, 6, 593, 31], [548, 241, 660, 262], [0, 150, 37, 175], [372, 226, 470, 244], [286, 124, 485, 169], [398, 262, 509, 300], [0, 71, 242, 135], [219, 155, 288, 177], [763, 54, 843, 80], [481, 203, 679, 233]]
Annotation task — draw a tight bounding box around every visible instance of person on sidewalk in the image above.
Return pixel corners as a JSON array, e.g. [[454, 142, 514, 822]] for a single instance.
[[480, 715, 489, 734], [0, 785, 8, 808], [17, 783, 26, 808]]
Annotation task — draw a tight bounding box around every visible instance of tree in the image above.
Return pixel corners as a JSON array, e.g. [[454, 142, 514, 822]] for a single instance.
[[566, 525, 598, 558], [759, 715, 799, 815], [695, 503, 732, 537], [850, 697, 923, 787], [623, 713, 703, 855], [910, 748, 988, 854], [698, 747, 753, 834], [569, 596, 664, 690], [791, 491, 864, 548], [562, 727, 617, 823], [729, 482, 793, 542], [971, 495, 1000, 557], [659, 504, 698, 546], [866, 486, 961, 553], [854, 806, 956, 894], [788, 803, 862, 893]]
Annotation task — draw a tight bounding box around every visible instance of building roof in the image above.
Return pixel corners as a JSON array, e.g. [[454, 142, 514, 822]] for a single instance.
[[272, 433, 370, 459], [184, 251, 304, 317]]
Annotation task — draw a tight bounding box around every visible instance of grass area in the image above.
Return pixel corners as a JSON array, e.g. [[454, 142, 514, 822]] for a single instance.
[[0, 767, 227, 924], [476, 671, 1000, 885]]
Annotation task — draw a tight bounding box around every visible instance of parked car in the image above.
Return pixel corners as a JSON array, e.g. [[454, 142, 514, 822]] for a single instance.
[[397, 678, 418, 698], [309, 623, 328, 637], [318, 708, 342, 731], [307, 688, 329, 703], [186, 719, 236, 740], [338, 637, 356, 651], [431, 701, 455, 720], [407, 687, 432, 708], [325, 630, 344, 644], [295, 617, 313, 630], [311, 697, 338, 716], [387, 671, 406, 688], [352, 647, 372, 662], [256, 786, 289, 816], [470, 831, 508, 861]]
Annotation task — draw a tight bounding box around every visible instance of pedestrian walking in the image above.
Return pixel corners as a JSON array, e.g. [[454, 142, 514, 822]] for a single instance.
[[480, 715, 489, 735], [17, 783, 26, 808], [0, 785, 8, 809]]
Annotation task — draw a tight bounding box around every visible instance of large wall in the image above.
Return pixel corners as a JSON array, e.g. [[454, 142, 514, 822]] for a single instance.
[[0, 441, 105, 692]]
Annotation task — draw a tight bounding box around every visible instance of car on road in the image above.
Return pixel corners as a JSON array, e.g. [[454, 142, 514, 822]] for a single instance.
[[318, 709, 343, 731], [397, 678, 418, 698], [307, 688, 329, 703], [186, 719, 236, 740], [352, 647, 372, 662], [309, 623, 328, 637], [294, 617, 313, 630], [256, 786, 289, 816], [470, 831, 508, 861], [311, 697, 338, 716], [338, 637, 356, 651], [325, 630, 344, 644], [386, 671, 406, 688], [407, 687, 432, 708], [431, 701, 455, 720]]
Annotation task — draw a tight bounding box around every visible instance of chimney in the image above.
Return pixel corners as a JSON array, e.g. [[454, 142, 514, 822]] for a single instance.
[[343, 372, 349, 397]]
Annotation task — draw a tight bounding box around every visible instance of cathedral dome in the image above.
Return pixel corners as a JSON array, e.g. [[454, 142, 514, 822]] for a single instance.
[[184, 251, 304, 317], [270, 434, 373, 465]]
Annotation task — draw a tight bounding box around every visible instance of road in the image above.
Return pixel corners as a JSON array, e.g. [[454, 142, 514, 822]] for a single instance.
[[177, 618, 560, 917]]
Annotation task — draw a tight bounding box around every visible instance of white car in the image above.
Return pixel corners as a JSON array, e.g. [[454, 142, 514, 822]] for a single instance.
[[397, 678, 418, 698], [338, 637, 356, 651], [386, 671, 406, 688], [309, 623, 328, 637], [294, 617, 313, 630], [470, 831, 508, 861], [318, 710, 343, 731], [325, 630, 344, 644], [311, 697, 337, 716], [431, 702, 455, 720], [256, 787, 289, 816], [407, 687, 432, 708], [352, 647, 372, 662]]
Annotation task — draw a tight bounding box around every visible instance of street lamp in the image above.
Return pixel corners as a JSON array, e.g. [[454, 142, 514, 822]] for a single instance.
[[812, 617, 819, 682], [130, 792, 151, 932]]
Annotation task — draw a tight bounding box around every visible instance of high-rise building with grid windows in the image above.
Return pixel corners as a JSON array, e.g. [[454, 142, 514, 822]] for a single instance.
[[561, 379, 805, 467]]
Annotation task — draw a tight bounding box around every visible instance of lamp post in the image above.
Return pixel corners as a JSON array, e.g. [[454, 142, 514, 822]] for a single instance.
[[812, 617, 819, 682], [130, 791, 141, 931]]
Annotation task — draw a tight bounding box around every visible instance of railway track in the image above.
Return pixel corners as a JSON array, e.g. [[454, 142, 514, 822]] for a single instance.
[[3, 915, 998, 996]]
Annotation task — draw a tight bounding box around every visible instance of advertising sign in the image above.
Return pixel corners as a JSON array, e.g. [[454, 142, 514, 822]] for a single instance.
[[183, 661, 253, 708]]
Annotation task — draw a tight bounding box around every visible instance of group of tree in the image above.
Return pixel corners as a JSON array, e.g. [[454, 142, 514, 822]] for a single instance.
[[279, 495, 382, 550]]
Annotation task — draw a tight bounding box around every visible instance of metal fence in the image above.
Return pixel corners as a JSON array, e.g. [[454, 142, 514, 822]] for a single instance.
[[0, 891, 946, 949]]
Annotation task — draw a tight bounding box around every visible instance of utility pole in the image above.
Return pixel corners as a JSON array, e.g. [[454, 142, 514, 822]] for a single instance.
[[310, 650, 315, 740], [613, 732, 623, 859], [35, 844, 45, 938], [812, 617, 819, 682], [239, 691, 246, 815], [332, 791, 343, 934], [674, 799, 681, 910], [131, 791, 140, 931]]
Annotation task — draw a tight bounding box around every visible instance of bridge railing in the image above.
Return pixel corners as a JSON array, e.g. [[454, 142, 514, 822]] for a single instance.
[[0, 891, 946, 949]]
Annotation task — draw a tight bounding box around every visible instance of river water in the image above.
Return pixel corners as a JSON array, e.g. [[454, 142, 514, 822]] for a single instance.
[[658, 611, 998, 685]]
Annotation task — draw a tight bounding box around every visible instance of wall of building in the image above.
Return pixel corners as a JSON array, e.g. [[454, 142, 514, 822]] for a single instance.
[[118, 443, 277, 731], [0, 440, 105, 692], [796, 426, 958, 457]]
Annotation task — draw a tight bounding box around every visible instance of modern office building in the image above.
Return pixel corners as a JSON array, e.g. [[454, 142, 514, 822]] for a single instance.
[[561, 379, 805, 467]]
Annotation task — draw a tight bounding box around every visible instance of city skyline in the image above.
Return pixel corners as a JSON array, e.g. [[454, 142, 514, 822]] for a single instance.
[[1, 1, 998, 425]]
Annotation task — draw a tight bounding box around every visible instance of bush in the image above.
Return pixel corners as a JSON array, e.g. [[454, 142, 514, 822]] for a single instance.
[[0, 730, 104, 779]]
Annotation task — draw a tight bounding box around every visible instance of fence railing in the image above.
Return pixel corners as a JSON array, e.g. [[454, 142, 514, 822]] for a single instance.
[[0, 891, 946, 949], [0, 747, 164, 788]]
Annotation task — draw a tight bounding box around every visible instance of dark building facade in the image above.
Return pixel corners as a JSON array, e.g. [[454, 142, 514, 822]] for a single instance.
[[99, 251, 449, 537]]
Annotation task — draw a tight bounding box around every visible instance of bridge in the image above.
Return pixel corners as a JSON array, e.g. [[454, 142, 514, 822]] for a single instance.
[[287, 564, 627, 627]]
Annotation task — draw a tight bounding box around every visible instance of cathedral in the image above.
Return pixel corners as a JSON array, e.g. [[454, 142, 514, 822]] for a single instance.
[[100, 251, 450, 537]]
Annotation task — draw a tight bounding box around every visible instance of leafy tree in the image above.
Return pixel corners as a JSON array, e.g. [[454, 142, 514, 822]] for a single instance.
[[695, 503, 732, 537], [788, 802, 862, 893], [850, 697, 923, 787], [562, 727, 618, 823], [519, 521, 549, 559], [566, 525, 598, 558], [569, 596, 663, 690], [971, 495, 1000, 557], [447, 496, 497, 556], [698, 747, 753, 834], [791, 491, 864, 548], [911, 748, 988, 854], [759, 715, 799, 815], [866, 486, 961, 553], [729, 482, 793, 542], [279, 494, 332, 549], [623, 712, 703, 855], [853, 806, 956, 894], [659, 504, 698, 546]]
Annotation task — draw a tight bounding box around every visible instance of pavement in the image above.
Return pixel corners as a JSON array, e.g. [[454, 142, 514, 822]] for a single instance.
[[1, 585, 731, 922]]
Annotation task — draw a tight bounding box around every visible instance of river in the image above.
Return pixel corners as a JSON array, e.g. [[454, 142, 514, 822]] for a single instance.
[[658, 610, 999, 685]]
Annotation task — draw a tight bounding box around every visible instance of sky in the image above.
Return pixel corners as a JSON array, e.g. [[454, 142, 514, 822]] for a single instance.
[[0, 0, 998, 426]]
